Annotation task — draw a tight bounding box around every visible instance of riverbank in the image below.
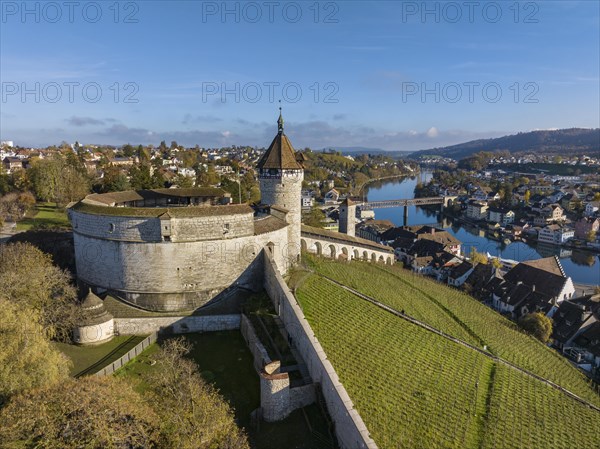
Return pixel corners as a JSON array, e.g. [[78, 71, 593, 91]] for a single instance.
[[356, 170, 420, 196], [366, 174, 600, 285]]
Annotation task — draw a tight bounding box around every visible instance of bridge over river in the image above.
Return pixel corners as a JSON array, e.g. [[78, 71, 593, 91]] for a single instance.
[[339, 196, 457, 234]]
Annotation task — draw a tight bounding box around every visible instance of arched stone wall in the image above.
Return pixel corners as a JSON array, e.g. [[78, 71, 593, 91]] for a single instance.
[[300, 233, 393, 266], [315, 241, 323, 256], [328, 244, 336, 259]]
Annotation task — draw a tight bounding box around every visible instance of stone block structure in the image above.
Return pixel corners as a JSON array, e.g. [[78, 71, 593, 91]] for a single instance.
[[69, 112, 391, 315]]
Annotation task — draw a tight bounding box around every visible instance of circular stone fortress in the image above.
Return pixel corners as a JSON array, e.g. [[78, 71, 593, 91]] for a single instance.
[[68, 113, 392, 313]]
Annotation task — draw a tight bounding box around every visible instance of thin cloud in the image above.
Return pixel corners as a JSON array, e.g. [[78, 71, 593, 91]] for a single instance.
[[66, 116, 105, 127]]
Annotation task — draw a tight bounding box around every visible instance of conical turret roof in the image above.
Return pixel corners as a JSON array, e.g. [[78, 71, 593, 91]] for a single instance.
[[79, 289, 113, 326], [257, 112, 302, 170]]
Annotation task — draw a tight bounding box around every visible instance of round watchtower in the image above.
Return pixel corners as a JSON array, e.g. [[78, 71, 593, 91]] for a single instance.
[[257, 112, 304, 264]]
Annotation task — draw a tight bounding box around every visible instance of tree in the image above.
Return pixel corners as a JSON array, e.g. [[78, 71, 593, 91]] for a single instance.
[[142, 339, 250, 449], [303, 205, 326, 228], [490, 257, 502, 269], [0, 376, 160, 448], [196, 165, 220, 187], [0, 191, 35, 223], [172, 173, 194, 188], [28, 154, 90, 205], [518, 312, 553, 342], [0, 243, 79, 341], [586, 230, 597, 243], [0, 299, 71, 405], [129, 164, 153, 189], [101, 166, 131, 192], [469, 248, 488, 265]]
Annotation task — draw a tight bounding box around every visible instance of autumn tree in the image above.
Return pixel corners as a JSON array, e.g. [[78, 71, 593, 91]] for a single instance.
[[101, 165, 131, 192], [303, 205, 326, 228], [0, 242, 79, 341], [0, 376, 160, 448], [28, 154, 90, 205], [196, 165, 220, 186], [469, 248, 489, 265], [0, 299, 71, 405], [0, 191, 35, 223], [518, 312, 553, 342], [143, 339, 250, 449], [172, 173, 194, 188]]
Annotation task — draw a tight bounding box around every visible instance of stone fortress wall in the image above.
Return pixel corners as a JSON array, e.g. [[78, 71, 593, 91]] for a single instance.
[[69, 200, 290, 312], [263, 251, 378, 449]]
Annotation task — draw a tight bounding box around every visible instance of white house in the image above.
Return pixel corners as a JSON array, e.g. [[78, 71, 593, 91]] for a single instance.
[[324, 188, 340, 205], [447, 261, 474, 287], [538, 224, 574, 245], [301, 191, 314, 208], [466, 200, 488, 220], [585, 201, 600, 217], [488, 207, 515, 226]]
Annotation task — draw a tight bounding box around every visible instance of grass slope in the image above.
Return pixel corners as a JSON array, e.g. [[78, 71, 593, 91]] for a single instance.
[[304, 256, 600, 406], [16, 202, 70, 231], [296, 255, 600, 449], [55, 335, 146, 377]]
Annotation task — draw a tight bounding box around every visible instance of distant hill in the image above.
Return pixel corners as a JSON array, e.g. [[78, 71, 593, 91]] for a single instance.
[[412, 128, 600, 160]]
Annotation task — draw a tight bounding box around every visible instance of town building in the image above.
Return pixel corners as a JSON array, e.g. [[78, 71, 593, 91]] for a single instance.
[[574, 217, 600, 240], [538, 224, 574, 245], [487, 207, 515, 226], [491, 257, 575, 319], [466, 200, 489, 220]]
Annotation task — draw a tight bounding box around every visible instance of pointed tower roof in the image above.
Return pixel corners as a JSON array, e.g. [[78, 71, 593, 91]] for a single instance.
[[82, 289, 104, 309], [79, 289, 113, 326], [257, 110, 302, 170]]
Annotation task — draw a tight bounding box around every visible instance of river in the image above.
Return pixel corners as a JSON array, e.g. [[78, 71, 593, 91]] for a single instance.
[[364, 173, 600, 286]]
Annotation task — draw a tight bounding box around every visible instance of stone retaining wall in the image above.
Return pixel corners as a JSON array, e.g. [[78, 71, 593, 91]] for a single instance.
[[241, 314, 316, 422], [263, 251, 378, 449], [114, 314, 241, 335]]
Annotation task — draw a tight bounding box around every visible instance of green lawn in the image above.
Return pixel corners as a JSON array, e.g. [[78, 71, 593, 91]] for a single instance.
[[17, 202, 70, 231], [118, 332, 337, 449], [296, 256, 600, 449], [54, 335, 147, 377]]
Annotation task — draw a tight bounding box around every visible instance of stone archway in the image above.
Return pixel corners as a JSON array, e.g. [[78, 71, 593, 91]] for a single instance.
[[378, 255, 385, 264], [363, 250, 368, 260], [353, 249, 360, 260], [341, 247, 349, 261], [266, 242, 275, 256], [315, 242, 323, 256], [301, 239, 308, 253], [386, 256, 393, 265], [329, 244, 337, 259], [371, 252, 377, 262]]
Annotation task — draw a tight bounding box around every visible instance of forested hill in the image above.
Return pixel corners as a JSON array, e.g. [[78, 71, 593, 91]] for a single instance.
[[412, 128, 600, 159]]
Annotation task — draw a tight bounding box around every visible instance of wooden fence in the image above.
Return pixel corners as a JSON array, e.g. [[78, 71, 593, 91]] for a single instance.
[[93, 332, 158, 377]]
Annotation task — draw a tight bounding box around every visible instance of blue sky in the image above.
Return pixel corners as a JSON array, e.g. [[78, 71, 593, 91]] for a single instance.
[[1, 1, 599, 150]]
